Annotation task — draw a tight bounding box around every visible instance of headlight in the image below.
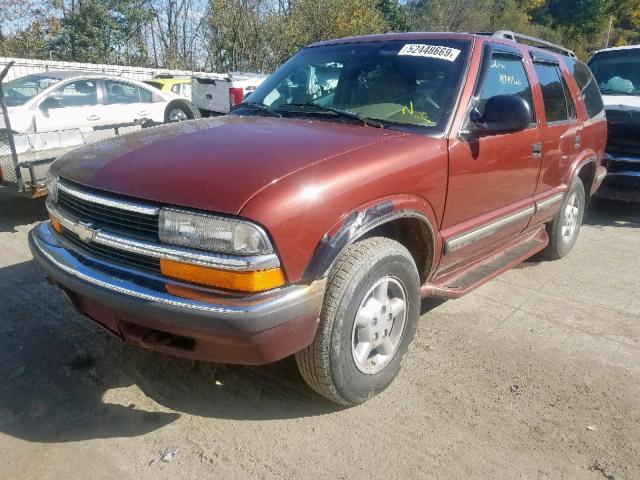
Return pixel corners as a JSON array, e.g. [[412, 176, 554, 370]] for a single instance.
[[159, 208, 273, 255], [45, 173, 58, 202]]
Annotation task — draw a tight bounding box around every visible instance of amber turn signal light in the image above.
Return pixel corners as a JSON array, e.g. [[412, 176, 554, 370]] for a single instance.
[[160, 259, 285, 293], [49, 213, 63, 233]]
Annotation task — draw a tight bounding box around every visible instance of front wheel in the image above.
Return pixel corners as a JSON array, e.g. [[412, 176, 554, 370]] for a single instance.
[[164, 100, 201, 123], [544, 176, 586, 260], [295, 237, 421, 406]]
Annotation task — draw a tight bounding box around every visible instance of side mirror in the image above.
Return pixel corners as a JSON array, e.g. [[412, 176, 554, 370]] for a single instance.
[[472, 95, 532, 136], [40, 95, 64, 110]]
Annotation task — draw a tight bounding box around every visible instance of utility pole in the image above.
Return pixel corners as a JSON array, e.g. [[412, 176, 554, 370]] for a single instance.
[[605, 15, 613, 48]]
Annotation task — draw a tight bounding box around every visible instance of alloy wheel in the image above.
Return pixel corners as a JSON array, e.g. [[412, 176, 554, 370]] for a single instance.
[[351, 276, 407, 375], [561, 193, 581, 244]]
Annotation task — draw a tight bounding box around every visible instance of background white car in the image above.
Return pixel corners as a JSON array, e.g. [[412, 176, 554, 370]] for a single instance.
[[4, 71, 199, 133]]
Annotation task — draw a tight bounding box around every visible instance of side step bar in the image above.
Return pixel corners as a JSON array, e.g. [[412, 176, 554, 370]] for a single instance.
[[422, 227, 549, 299]]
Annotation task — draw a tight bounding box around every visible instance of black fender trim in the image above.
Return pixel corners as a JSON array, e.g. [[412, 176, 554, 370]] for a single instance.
[[302, 201, 436, 282]]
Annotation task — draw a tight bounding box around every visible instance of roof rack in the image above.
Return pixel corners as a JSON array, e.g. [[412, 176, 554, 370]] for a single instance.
[[477, 31, 576, 58]]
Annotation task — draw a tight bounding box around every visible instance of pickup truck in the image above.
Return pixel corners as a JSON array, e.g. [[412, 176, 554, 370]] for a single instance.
[[191, 72, 267, 116], [588, 45, 640, 202], [30, 31, 607, 406]]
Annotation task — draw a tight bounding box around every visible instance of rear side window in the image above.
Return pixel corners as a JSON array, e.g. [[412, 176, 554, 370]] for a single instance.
[[144, 81, 163, 90], [534, 63, 576, 123], [139, 87, 153, 103], [104, 80, 153, 105], [568, 59, 604, 118], [478, 53, 534, 119]]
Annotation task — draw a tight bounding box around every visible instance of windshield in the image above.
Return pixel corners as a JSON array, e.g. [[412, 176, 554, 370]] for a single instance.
[[3, 74, 62, 106], [236, 39, 471, 134], [589, 49, 640, 96]]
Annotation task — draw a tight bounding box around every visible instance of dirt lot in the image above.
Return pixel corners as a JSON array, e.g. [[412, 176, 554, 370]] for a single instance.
[[0, 189, 638, 480]]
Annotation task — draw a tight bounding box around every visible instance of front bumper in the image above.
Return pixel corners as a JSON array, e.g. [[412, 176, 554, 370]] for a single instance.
[[29, 222, 325, 364], [596, 154, 640, 203]]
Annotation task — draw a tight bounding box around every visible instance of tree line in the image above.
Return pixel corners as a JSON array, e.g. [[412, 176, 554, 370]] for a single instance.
[[0, 0, 638, 72]]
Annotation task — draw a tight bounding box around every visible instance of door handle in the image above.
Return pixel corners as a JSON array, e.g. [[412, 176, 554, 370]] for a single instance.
[[87, 115, 100, 121], [532, 143, 543, 157], [575, 135, 582, 148], [138, 111, 149, 116]]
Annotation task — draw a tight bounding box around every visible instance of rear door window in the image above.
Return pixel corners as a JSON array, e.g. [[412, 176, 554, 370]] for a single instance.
[[533, 63, 575, 123], [138, 86, 154, 103], [568, 59, 604, 118], [478, 53, 535, 121], [104, 80, 152, 104]]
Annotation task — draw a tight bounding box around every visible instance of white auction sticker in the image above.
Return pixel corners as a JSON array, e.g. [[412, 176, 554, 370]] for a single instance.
[[398, 44, 461, 62]]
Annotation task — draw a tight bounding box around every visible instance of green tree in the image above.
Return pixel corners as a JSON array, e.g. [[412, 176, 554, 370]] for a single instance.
[[289, 0, 388, 45], [547, 0, 614, 38], [376, 0, 410, 31], [609, 0, 640, 45], [50, 0, 153, 64], [407, 0, 493, 32], [0, 18, 60, 59]]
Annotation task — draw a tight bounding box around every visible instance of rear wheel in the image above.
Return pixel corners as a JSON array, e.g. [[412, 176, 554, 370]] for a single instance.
[[164, 100, 201, 123], [296, 237, 421, 406], [544, 177, 585, 260]]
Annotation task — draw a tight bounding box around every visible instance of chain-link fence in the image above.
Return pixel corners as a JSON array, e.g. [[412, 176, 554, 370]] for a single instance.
[[0, 61, 19, 187]]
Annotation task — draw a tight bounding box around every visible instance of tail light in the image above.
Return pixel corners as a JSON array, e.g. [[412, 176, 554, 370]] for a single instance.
[[229, 87, 244, 108]]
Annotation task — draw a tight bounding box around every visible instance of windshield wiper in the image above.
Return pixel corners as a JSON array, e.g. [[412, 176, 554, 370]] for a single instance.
[[277, 103, 385, 128], [232, 102, 282, 117]]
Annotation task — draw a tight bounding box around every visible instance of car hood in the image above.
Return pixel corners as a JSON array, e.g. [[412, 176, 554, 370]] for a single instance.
[[51, 115, 406, 214], [602, 95, 640, 110]]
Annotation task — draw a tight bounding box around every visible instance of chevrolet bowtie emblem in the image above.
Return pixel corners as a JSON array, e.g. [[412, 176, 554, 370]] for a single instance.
[[72, 221, 97, 243]]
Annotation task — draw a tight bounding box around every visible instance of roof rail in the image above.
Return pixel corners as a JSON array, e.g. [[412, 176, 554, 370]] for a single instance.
[[490, 30, 577, 58]]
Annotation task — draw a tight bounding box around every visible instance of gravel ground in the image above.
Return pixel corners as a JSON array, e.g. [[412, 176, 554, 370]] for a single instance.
[[0, 189, 638, 480]]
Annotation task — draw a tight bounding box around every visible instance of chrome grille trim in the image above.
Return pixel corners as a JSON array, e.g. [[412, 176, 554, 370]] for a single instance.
[[57, 189, 159, 237], [57, 180, 160, 216], [47, 200, 280, 271]]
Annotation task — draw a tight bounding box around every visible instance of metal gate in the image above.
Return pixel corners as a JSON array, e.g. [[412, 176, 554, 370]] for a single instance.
[[0, 61, 20, 188]]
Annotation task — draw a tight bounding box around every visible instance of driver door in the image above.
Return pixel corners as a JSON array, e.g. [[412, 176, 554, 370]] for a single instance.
[[35, 79, 102, 132], [440, 46, 542, 271]]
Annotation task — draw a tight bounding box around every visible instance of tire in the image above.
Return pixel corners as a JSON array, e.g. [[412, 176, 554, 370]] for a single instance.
[[295, 237, 421, 406], [544, 176, 586, 260], [164, 99, 201, 123]]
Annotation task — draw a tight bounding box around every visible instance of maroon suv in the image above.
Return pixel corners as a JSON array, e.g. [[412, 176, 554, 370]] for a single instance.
[[30, 32, 607, 406]]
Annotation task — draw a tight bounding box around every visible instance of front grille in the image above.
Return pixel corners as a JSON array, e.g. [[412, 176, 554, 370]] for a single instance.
[[606, 109, 640, 157], [607, 160, 640, 174], [57, 183, 159, 241], [603, 175, 640, 192], [607, 140, 640, 157], [62, 230, 161, 273]]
